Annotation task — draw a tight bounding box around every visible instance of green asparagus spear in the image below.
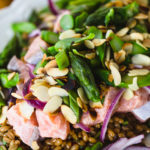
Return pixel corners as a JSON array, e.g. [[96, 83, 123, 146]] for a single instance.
[[69, 52, 100, 102]]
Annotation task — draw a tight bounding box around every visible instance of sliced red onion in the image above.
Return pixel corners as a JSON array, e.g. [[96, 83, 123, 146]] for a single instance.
[[28, 29, 41, 38], [132, 102, 150, 122], [103, 134, 144, 150], [76, 123, 91, 133], [26, 64, 35, 79], [48, 0, 59, 15], [22, 79, 32, 96], [125, 146, 150, 150], [100, 88, 125, 142], [26, 99, 46, 110]]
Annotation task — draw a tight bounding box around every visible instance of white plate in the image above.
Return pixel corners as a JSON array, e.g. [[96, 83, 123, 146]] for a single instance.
[[0, 0, 48, 52]]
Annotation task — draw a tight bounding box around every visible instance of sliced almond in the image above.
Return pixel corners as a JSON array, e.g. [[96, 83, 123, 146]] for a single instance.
[[34, 79, 47, 84], [0, 106, 8, 124], [84, 40, 95, 49], [148, 11, 150, 23], [128, 69, 149, 76], [85, 52, 96, 60], [32, 141, 39, 150], [11, 93, 23, 99], [136, 40, 148, 50], [44, 76, 57, 85], [59, 30, 76, 40], [131, 54, 150, 66], [128, 77, 139, 91], [143, 39, 150, 48], [116, 27, 129, 37], [31, 82, 49, 92], [77, 87, 88, 104], [48, 87, 68, 97], [127, 19, 137, 29], [61, 105, 77, 124], [134, 13, 148, 20], [114, 50, 126, 64], [44, 59, 57, 71], [92, 39, 106, 47], [19, 101, 34, 119], [123, 88, 134, 100], [43, 96, 62, 113], [121, 35, 131, 41], [105, 47, 111, 62], [72, 33, 82, 38], [89, 101, 103, 108], [110, 62, 121, 86], [46, 68, 69, 77], [77, 97, 83, 109], [8, 72, 16, 81], [105, 29, 113, 39], [130, 33, 143, 41], [122, 43, 133, 54], [36, 67, 45, 75], [33, 86, 50, 102]]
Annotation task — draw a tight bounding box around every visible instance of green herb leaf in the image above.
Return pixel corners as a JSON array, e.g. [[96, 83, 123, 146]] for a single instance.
[[12, 22, 36, 33], [41, 31, 59, 44], [60, 14, 74, 30]]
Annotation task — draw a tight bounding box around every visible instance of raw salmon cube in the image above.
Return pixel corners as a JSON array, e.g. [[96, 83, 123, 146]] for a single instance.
[[36, 110, 70, 140]]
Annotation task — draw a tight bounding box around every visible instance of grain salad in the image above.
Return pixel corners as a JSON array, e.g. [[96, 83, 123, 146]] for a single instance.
[[0, 0, 150, 149]]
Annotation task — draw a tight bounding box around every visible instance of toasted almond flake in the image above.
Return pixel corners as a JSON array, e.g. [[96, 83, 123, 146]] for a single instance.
[[36, 67, 45, 75], [84, 40, 95, 49], [19, 101, 34, 119], [43, 96, 62, 113], [143, 39, 150, 48], [44, 59, 57, 71], [130, 33, 143, 41], [136, 0, 148, 7], [31, 82, 49, 92], [85, 52, 96, 59], [128, 69, 149, 76], [34, 79, 47, 84], [134, 13, 148, 20], [33, 86, 50, 102], [44, 76, 57, 85], [89, 101, 103, 108], [45, 56, 55, 60], [122, 43, 133, 54], [97, 25, 107, 29], [105, 47, 111, 62], [131, 54, 150, 66], [114, 49, 126, 64], [46, 68, 69, 77], [148, 11, 150, 23], [92, 39, 106, 46], [77, 87, 88, 104], [44, 15, 56, 22], [77, 97, 83, 109], [136, 40, 148, 50], [120, 35, 131, 41], [0, 106, 8, 124], [105, 29, 113, 39], [127, 19, 137, 28], [72, 33, 82, 38], [59, 30, 76, 40], [142, 33, 150, 39], [61, 105, 77, 124], [128, 77, 139, 91], [108, 74, 113, 82], [41, 53, 47, 63], [110, 62, 121, 86], [123, 88, 134, 100], [8, 72, 16, 81], [32, 141, 39, 150], [11, 93, 23, 99], [48, 87, 68, 97], [116, 27, 129, 37]]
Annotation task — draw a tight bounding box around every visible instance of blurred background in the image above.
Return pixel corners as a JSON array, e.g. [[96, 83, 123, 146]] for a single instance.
[[0, 0, 13, 9]]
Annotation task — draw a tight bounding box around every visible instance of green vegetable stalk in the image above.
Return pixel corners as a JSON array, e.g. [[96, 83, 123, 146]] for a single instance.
[[69, 52, 100, 102]]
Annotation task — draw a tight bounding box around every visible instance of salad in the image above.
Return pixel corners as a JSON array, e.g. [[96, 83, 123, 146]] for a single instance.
[[0, 0, 150, 149]]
